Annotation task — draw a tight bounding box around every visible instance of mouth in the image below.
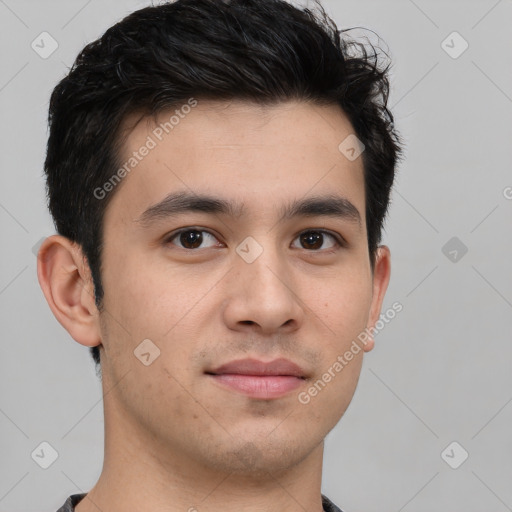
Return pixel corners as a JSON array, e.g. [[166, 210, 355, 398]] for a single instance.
[[205, 358, 307, 400]]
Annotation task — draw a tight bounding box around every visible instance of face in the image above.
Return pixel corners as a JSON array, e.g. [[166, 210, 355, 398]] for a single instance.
[[95, 99, 389, 477]]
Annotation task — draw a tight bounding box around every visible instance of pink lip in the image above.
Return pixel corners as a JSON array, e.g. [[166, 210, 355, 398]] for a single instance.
[[206, 358, 306, 399]]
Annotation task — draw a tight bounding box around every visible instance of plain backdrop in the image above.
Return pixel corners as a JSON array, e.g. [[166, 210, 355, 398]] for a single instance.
[[1, 1, 511, 511]]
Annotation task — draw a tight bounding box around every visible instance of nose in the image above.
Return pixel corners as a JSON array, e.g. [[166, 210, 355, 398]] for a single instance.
[[222, 243, 305, 336]]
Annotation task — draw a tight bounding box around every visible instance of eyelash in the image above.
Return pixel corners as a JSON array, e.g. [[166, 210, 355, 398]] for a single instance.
[[164, 227, 346, 252]]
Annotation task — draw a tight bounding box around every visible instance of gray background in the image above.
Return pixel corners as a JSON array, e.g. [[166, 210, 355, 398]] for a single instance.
[[1, 0, 511, 511]]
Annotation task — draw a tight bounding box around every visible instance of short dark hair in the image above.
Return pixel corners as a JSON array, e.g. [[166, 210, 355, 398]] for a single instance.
[[44, 0, 403, 369]]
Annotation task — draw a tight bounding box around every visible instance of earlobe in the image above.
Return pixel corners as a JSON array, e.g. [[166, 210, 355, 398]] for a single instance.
[[37, 235, 101, 348], [363, 245, 391, 353]]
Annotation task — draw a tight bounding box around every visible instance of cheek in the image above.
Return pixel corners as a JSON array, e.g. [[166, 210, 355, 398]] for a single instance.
[[313, 267, 373, 341], [303, 265, 371, 412], [102, 250, 203, 339]]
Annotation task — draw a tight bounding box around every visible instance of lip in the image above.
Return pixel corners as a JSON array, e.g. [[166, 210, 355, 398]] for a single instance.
[[208, 357, 306, 377], [206, 358, 307, 399]]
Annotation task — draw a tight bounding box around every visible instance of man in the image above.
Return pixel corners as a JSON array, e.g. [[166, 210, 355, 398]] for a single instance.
[[37, 0, 402, 510]]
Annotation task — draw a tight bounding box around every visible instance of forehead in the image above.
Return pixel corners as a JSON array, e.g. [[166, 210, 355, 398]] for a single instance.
[[104, 99, 366, 227]]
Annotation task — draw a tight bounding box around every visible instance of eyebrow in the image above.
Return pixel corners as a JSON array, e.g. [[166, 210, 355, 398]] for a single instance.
[[135, 191, 362, 229]]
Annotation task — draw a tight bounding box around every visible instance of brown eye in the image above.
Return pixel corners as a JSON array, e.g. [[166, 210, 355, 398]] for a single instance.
[[292, 230, 341, 251], [167, 229, 219, 250]]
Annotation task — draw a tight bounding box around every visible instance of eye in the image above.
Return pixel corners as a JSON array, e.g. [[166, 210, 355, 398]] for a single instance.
[[164, 228, 344, 252], [165, 228, 221, 250], [291, 230, 342, 251]]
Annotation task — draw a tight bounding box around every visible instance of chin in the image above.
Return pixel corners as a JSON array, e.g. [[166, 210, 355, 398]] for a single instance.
[[205, 435, 317, 477]]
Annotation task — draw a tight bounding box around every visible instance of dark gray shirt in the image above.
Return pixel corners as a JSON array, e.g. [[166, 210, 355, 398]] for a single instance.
[[56, 492, 344, 512]]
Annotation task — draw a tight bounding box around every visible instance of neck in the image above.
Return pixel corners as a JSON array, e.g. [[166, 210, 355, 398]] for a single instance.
[[76, 383, 326, 512]]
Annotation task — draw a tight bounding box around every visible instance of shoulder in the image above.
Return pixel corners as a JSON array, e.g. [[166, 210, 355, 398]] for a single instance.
[[55, 493, 87, 512], [322, 493, 345, 512]]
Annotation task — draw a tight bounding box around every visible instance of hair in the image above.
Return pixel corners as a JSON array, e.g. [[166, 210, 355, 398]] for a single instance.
[[44, 0, 403, 370]]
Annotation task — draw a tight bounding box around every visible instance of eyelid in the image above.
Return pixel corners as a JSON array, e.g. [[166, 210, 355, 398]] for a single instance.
[[164, 226, 347, 250], [292, 229, 346, 251], [164, 226, 224, 248]]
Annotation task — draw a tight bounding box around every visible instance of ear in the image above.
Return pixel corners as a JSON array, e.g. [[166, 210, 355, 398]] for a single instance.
[[363, 245, 391, 352], [37, 235, 101, 348]]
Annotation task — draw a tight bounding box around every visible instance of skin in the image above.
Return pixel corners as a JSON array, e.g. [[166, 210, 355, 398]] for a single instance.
[[37, 100, 391, 512]]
